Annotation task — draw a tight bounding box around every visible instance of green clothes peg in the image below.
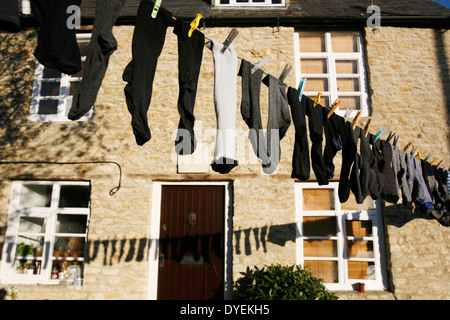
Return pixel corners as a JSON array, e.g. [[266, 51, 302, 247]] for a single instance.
[[151, 0, 162, 18]]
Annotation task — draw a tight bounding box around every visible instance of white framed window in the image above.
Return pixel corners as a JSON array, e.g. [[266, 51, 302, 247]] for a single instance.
[[295, 182, 388, 291], [214, 0, 285, 7], [294, 31, 370, 117], [29, 33, 93, 122], [0, 181, 91, 285]]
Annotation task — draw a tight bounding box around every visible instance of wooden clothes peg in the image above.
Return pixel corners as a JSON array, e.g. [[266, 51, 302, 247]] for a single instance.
[[221, 28, 239, 54], [151, 0, 162, 18], [188, 13, 203, 37], [352, 110, 362, 129], [327, 99, 341, 119], [403, 141, 413, 152], [364, 117, 373, 137]]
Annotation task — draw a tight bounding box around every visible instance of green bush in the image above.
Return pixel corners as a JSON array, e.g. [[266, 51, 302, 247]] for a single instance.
[[233, 264, 338, 300]]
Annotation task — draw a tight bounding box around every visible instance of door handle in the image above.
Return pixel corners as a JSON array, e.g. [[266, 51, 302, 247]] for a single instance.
[[159, 253, 165, 268]]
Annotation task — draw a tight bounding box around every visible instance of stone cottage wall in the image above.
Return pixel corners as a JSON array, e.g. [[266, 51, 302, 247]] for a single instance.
[[0, 24, 449, 300]]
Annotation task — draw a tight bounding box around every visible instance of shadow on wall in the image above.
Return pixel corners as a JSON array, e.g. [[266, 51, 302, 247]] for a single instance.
[[0, 31, 119, 173], [434, 29, 450, 152], [83, 223, 297, 266], [0, 222, 298, 269]]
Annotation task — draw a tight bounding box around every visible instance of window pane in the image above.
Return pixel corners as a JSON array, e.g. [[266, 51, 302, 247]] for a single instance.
[[16, 235, 44, 257], [335, 60, 358, 74], [304, 239, 337, 257], [69, 81, 80, 96], [40, 81, 61, 96], [18, 217, 46, 233], [304, 260, 338, 283], [307, 95, 329, 108], [347, 240, 374, 258], [56, 214, 88, 234], [338, 96, 360, 110], [303, 189, 335, 210], [19, 184, 52, 208], [348, 261, 375, 280], [51, 260, 83, 281], [14, 259, 42, 275], [43, 67, 61, 79], [300, 58, 327, 74], [337, 78, 360, 92], [58, 185, 90, 208], [305, 78, 328, 92], [78, 40, 90, 57], [303, 216, 337, 236], [53, 236, 85, 258], [299, 33, 325, 52], [331, 34, 358, 52], [341, 193, 375, 210], [346, 220, 373, 237], [38, 99, 59, 115]]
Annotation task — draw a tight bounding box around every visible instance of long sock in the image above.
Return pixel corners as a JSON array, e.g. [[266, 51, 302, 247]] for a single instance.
[[68, 0, 127, 120], [122, 0, 173, 146], [174, 19, 205, 155]]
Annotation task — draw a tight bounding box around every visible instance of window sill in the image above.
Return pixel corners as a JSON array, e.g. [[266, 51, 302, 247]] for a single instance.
[[332, 290, 395, 300]]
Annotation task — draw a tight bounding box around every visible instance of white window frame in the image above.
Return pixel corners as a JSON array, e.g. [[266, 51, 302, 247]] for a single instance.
[[0, 181, 91, 285], [293, 31, 370, 117], [29, 33, 93, 122], [214, 0, 285, 7], [295, 182, 388, 291]]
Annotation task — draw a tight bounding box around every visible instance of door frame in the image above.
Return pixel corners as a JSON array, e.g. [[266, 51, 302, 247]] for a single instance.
[[148, 181, 233, 300]]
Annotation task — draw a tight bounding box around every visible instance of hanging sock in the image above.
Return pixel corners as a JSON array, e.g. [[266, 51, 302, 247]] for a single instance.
[[30, 0, 82, 75], [0, 0, 21, 33], [287, 87, 310, 181], [121, 0, 173, 146], [205, 39, 239, 174], [260, 74, 291, 174], [173, 19, 205, 155], [68, 0, 127, 120]]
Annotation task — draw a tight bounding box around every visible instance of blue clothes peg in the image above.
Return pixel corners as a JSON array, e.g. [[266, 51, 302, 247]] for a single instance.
[[374, 127, 386, 141], [298, 78, 307, 102]]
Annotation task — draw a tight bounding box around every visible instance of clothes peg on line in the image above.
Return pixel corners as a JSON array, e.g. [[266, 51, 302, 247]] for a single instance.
[[297, 78, 307, 102], [424, 153, 432, 162], [374, 127, 386, 141], [416, 151, 422, 161], [327, 99, 341, 119], [410, 146, 417, 155], [364, 117, 373, 137], [393, 135, 399, 147], [279, 64, 293, 82], [221, 28, 239, 54], [313, 92, 322, 107], [403, 141, 413, 152], [343, 108, 352, 122], [188, 13, 203, 37], [437, 160, 443, 168], [251, 56, 271, 74], [386, 131, 396, 143], [352, 110, 362, 129], [151, 0, 162, 19]]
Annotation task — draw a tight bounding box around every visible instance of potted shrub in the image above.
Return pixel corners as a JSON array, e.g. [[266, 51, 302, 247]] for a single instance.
[[233, 264, 338, 300]]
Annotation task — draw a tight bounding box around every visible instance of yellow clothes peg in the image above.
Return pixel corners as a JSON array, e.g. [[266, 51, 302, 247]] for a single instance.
[[416, 151, 421, 161], [189, 13, 203, 37], [312, 92, 322, 107]]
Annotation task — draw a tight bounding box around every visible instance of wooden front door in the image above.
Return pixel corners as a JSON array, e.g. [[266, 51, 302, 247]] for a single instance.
[[157, 185, 225, 300]]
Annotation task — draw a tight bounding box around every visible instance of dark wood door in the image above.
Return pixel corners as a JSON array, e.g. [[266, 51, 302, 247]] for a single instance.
[[157, 185, 225, 300]]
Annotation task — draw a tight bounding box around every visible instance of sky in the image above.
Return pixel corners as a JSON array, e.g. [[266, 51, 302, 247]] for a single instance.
[[433, 0, 450, 8]]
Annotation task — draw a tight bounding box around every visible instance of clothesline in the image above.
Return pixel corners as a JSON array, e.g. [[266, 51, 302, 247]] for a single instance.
[[172, 14, 448, 170]]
